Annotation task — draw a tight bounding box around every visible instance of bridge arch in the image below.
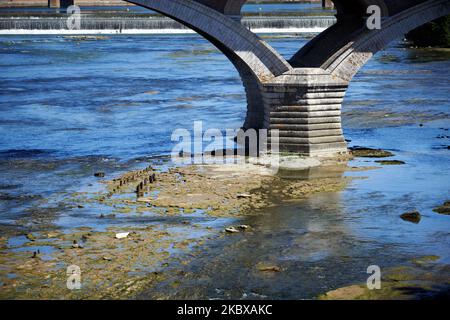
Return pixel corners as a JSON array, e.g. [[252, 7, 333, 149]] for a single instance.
[[290, 0, 450, 81], [125, 0, 292, 129], [324, 0, 450, 81], [126, 0, 291, 81]]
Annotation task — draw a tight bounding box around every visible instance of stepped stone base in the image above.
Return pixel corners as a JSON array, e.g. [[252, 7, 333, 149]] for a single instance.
[[260, 68, 349, 156]]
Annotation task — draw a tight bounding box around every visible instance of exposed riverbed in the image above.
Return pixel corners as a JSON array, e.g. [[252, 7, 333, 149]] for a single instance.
[[0, 33, 449, 299]]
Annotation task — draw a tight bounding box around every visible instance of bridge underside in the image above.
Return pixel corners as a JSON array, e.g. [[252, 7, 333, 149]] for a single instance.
[[127, 0, 450, 156]]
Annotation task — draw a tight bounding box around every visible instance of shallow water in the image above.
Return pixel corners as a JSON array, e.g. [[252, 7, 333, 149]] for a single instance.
[[0, 33, 449, 298]]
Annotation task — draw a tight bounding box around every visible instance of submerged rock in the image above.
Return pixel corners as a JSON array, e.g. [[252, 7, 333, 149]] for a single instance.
[[400, 211, 421, 223], [375, 160, 405, 165], [412, 255, 440, 265], [433, 201, 450, 215], [94, 172, 105, 178], [350, 147, 394, 158]]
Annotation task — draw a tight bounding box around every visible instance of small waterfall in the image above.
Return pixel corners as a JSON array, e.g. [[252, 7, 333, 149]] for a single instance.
[[0, 15, 336, 34]]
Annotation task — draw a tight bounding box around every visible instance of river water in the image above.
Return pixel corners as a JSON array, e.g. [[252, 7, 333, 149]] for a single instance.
[[0, 32, 449, 298]]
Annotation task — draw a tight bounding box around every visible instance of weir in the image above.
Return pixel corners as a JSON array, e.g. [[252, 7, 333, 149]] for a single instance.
[[0, 15, 336, 32]]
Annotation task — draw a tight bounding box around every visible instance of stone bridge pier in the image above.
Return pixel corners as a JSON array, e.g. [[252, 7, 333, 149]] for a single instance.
[[260, 69, 348, 155], [127, 0, 450, 156]]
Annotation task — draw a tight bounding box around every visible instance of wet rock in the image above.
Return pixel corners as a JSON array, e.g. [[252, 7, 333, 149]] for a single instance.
[[321, 285, 365, 300], [237, 225, 250, 230], [350, 147, 394, 158], [94, 172, 105, 178], [258, 265, 282, 272], [46, 231, 59, 238], [400, 211, 421, 223], [433, 201, 450, 215], [375, 160, 405, 165]]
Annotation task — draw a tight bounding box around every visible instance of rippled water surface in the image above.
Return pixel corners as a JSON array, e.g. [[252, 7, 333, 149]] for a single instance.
[[0, 33, 449, 298]]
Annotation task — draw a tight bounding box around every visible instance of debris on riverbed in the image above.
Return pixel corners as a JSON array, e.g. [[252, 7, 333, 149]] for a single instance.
[[224, 225, 250, 234], [71, 240, 83, 249], [433, 201, 450, 215], [115, 232, 130, 239], [400, 211, 421, 223], [225, 227, 239, 233]]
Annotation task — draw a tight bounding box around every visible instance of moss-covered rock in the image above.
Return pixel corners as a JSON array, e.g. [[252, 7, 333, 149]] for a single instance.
[[400, 211, 421, 224], [433, 200, 450, 215], [349, 147, 394, 158]]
